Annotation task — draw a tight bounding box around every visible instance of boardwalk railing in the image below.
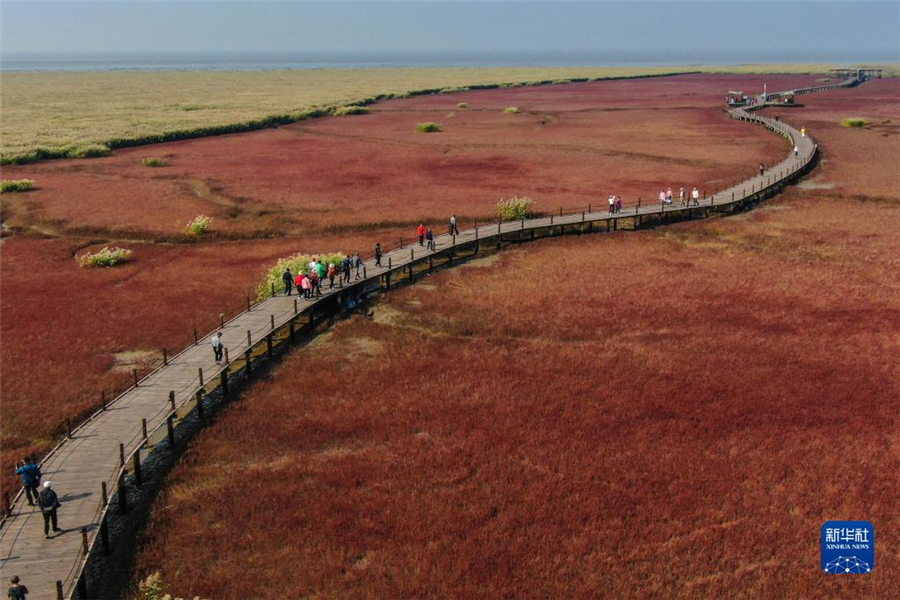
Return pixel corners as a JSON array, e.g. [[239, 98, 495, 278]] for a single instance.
[[0, 75, 860, 600]]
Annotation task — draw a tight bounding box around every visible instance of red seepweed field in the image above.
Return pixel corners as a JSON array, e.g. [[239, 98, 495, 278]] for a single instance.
[[0, 73, 807, 495], [125, 78, 899, 598]]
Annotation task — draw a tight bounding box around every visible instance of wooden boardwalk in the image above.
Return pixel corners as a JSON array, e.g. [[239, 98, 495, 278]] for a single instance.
[[0, 76, 859, 599]]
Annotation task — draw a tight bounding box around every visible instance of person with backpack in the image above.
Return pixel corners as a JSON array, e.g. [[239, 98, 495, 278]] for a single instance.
[[282, 268, 293, 296], [425, 228, 434, 251], [417, 223, 425, 246], [352, 252, 361, 279], [341, 256, 351, 283], [308, 269, 320, 298], [38, 481, 61, 539], [7, 576, 28, 600], [375, 243, 382, 267], [14, 457, 41, 506], [211, 332, 224, 364], [327, 263, 338, 289]]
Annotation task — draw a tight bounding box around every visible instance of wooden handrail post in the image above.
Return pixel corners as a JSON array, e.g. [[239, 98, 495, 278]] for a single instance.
[[363, 265, 367, 278], [388, 256, 392, 269], [166, 416, 175, 447], [193, 328, 198, 345], [247, 329, 252, 346], [270, 314, 275, 331], [198, 367, 204, 387], [224, 347, 229, 364], [293, 298, 298, 314], [410, 248, 414, 261], [101, 391, 107, 411], [245, 349, 252, 375], [266, 333, 273, 358], [196, 389, 204, 419], [162, 348, 167, 366], [141, 418, 148, 443], [101, 481, 108, 506], [559, 206, 563, 216], [3, 492, 10, 517], [66, 418, 73, 439], [119, 442, 125, 467], [246, 296, 251, 311], [220, 314, 225, 328], [550, 214, 554, 225], [132, 368, 139, 387], [271, 282, 275, 297], [169, 390, 175, 411]]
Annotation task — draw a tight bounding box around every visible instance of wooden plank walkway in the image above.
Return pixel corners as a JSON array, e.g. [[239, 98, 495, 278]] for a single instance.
[[0, 76, 858, 599]]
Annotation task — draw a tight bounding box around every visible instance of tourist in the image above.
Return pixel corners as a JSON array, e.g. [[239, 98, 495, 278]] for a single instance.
[[659, 189, 667, 206], [417, 223, 425, 246], [7, 576, 28, 600], [352, 252, 361, 279], [211, 332, 223, 364], [615, 196, 623, 213], [759, 163, 765, 176], [666, 188, 673, 205], [691, 187, 700, 206], [300, 274, 311, 299], [794, 145, 799, 157], [328, 263, 337, 289], [449, 215, 459, 236], [308, 256, 317, 275], [608, 195, 615, 214], [282, 268, 293, 296], [38, 481, 61, 539], [426, 228, 434, 251], [679, 187, 686, 206], [375, 243, 382, 267], [308, 269, 320, 298], [801, 127, 806, 137], [14, 457, 41, 507], [341, 255, 352, 283]]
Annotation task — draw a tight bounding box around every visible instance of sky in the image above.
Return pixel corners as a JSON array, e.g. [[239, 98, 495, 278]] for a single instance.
[[1, 1, 898, 60]]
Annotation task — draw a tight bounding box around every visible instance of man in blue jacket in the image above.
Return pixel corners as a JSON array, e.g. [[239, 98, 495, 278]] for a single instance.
[[14, 457, 41, 506]]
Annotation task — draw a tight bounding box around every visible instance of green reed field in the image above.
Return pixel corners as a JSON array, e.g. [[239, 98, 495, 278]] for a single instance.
[[1, 63, 896, 163]]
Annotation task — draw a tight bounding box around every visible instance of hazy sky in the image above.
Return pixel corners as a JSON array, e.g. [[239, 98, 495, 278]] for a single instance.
[[2, 1, 898, 59]]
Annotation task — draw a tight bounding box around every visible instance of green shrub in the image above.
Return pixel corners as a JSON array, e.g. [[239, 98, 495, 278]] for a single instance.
[[415, 122, 441, 133], [457, 102, 469, 109], [0, 179, 34, 193], [141, 157, 168, 167], [256, 251, 345, 300], [840, 117, 866, 128], [504, 106, 519, 114], [67, 144, 111, 158], [138, 571, 166, 600], [439, 86, 469, 94], [185, 215, 212, 235], [496, 196, 533, 221], [332, 105, 369, 116], [76, 246, 133, 268]]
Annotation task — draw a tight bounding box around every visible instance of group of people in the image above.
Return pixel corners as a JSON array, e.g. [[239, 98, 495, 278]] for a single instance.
[[280, 254, 364, 300], [14, 457, 62, 540], [417, 223, 436, 251], [657, 187, 701, 207], [607, 195, 623, 213]]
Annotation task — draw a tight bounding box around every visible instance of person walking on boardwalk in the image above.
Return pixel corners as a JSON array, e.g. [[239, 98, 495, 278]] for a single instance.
[[14, 457, 41, 506], [426, 228, 435, 251], [308, 269, 320, 298], [328, 263, 338, 289], [679, 187, 686, 206], [691, 187, 700, 206], [300, 273, 311, 299], [375, 243, 382, 266], [794, 145, 799, 157], [659, 189, 667, 206], [353, 252, 361, 279], [608, 195, 615, 214], [615, 196, 623, 213], [211, 332, 224, 365], [801, 127, 806, 137], [282, 268, 293, 296], [7, 576, 28, 600], [38, 481, 61, 539], [341, 255, 351, 283], [759, 162, 765, 176], [417, 223, 425, 246], [449, 215, 459, 236], [666, 188, 673, 205]]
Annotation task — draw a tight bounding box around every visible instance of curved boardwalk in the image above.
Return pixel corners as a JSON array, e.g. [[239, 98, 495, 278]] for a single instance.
[[0, 75, 860, 599]]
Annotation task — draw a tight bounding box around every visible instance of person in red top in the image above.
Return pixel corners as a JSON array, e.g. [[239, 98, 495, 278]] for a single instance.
[[417, 223, 425, 246]]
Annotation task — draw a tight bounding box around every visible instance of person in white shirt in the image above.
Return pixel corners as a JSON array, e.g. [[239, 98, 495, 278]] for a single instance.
[[691, 187, 700, 206], [211, 332, 223, 364]]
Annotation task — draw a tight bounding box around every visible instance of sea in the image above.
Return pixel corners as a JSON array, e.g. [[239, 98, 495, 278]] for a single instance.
[[0, 49, 890, 73]]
